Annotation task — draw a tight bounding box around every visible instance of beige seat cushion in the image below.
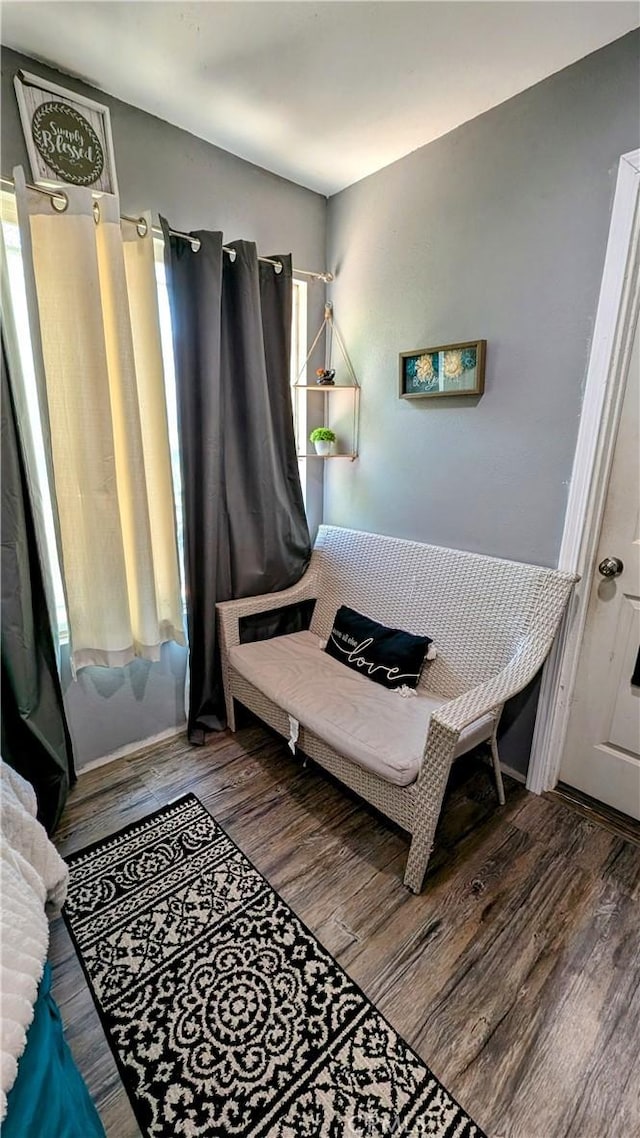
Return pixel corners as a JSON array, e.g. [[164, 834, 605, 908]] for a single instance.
[[229, 631, 495, 787]]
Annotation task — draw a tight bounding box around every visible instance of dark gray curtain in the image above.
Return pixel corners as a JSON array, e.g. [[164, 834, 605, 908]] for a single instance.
[[1, 331, 75, 832], [161, 225, 310, 742]]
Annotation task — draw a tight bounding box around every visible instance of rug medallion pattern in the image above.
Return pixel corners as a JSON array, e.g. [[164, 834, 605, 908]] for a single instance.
[[64, 795, 485, 1137]]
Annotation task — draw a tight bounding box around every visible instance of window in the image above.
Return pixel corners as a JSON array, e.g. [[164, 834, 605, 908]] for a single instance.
[[153, 239, 186, 605], [1, 194, 309, 645], [291, 277, 308, 501], [291, 277, 308, 388], [1, 190, 68, 639]]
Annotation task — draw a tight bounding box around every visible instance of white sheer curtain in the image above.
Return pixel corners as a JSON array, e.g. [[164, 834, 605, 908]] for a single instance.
[[15, 166, 185, 672]]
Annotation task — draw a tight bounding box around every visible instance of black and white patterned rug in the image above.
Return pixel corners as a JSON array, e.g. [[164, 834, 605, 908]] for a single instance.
[[64, 795, 485, 1137]]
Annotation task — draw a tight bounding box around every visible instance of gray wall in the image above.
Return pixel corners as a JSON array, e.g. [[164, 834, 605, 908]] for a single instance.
[[1, 46, 327, 767], [324, 32, 640, 570]]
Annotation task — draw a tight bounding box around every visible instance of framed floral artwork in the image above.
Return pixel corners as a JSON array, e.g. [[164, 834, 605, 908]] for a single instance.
[[399, 340, 486, 399]]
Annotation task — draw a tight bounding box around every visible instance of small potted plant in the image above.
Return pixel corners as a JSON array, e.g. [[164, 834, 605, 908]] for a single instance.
[[309, 427, 336, 456]]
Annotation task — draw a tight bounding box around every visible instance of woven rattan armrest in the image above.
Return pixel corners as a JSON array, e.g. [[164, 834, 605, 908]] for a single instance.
[[404, 634, 553, 893], [428, 631, 553, 738], [216, 567, 319, 652]]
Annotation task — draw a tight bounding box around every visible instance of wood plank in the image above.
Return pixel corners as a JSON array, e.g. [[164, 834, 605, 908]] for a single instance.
[[509, 791, 618, 874], [476, 874, 639, 1138], [551, 782, 640, 846], [55, 773, 163, 859], [95, 1087, 142, 1138], [601, 836, 640, 899]]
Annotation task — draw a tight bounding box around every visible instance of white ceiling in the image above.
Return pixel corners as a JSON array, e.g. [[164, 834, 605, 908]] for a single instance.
[[2, 2, 638, 195]]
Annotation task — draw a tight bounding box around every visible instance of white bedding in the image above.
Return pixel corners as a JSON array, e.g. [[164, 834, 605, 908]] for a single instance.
[[0, 761, 68, 1120]]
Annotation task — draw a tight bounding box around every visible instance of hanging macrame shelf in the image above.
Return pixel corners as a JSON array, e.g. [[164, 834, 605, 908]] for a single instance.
[[293, 301, 360, 461]]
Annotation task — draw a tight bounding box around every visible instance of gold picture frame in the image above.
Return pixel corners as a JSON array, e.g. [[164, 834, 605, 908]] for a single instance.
[[399, 339, 486, 399]]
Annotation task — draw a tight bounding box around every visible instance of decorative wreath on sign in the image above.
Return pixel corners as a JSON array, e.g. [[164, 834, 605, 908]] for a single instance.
[[31, 101, 104, 186]]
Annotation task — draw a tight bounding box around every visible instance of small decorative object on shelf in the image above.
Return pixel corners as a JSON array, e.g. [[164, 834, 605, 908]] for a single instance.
[[315, 367, 336, 386], [399, 339, 486, 399], [294, 301, 360, 461], [310, 427, 336, 456]]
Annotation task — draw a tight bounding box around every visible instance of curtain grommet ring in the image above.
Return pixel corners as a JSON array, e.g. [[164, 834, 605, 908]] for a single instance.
[[190, 237, 201, 253], [51, 191, 69, 213], [136, 217, 148, 238], [228, 247, 237, 262], [93, 200, 101, 225], [274, 260, 283, 275]]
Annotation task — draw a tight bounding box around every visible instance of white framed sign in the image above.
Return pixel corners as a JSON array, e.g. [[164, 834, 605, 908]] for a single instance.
[[14, 69, 118, 194]]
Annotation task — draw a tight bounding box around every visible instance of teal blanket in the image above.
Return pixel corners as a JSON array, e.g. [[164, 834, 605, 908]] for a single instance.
[[4, 963, 105, 1138]]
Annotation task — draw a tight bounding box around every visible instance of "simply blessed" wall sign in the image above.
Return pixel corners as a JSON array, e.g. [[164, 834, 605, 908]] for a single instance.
[[14, 69, 118, 194]]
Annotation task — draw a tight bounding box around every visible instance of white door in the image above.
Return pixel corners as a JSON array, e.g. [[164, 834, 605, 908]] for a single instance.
[[559, 306, 640, 818]]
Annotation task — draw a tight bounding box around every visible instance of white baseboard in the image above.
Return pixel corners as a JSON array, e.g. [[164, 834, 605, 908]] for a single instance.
[[78, 723, 187, 774], [500, 761, 527, 786]]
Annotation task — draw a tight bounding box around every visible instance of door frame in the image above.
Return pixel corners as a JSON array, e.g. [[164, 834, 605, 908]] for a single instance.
[[527, 149, 640, 796]]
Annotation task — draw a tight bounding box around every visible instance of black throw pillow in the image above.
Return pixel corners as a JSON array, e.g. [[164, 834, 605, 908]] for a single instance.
[[324, 605, 433, 690]]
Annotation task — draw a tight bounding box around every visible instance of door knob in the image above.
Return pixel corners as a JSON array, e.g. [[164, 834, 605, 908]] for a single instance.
[[598, 556, 624, 578]]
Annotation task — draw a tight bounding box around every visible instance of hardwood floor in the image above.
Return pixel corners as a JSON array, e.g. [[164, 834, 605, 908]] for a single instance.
[[551, 781, 640, 846], [49, 721, 640, 1138]]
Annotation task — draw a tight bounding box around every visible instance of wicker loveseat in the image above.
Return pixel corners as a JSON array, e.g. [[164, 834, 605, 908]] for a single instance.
[[217, 526, 577, 892]]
